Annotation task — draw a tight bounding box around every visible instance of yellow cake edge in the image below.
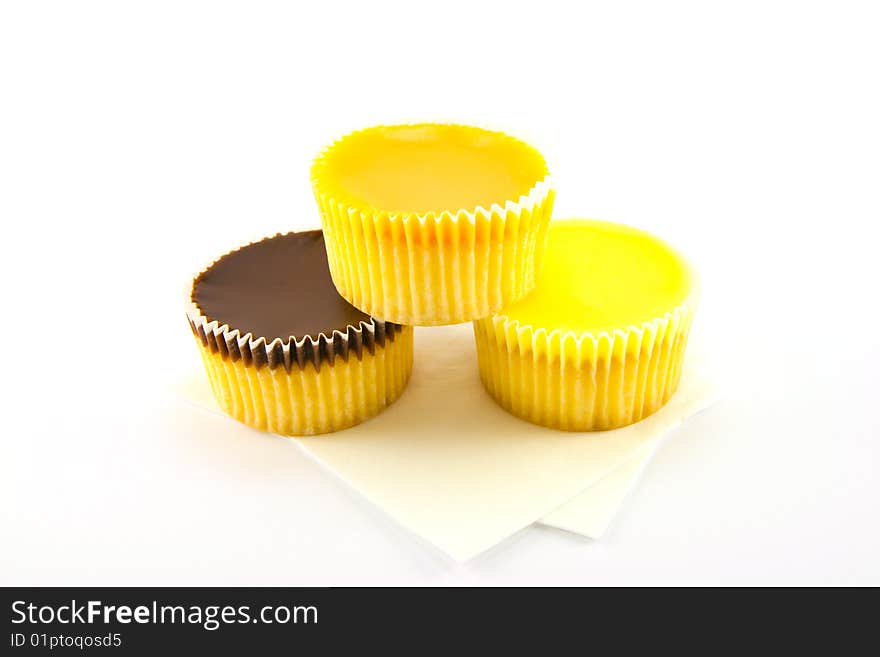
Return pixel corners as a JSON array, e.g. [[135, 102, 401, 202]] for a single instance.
[[473, 291, 698, 432], [314, 184, 556, 325], [194, 326, 414, 436]]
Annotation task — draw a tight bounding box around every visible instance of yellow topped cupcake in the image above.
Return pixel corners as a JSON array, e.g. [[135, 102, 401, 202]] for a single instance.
[[312, 124, 555, 325], [473, 219, 696, 431]]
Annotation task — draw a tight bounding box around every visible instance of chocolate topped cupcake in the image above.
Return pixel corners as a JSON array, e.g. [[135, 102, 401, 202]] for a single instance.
[[186, 230, 413, 435]]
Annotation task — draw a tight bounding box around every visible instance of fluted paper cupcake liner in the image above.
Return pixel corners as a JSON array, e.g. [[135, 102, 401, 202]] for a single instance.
[[185, 236, 414, 436], [191, 327, 413, 436], [473, 299, 696, 431], [312, 125, 555, 325]]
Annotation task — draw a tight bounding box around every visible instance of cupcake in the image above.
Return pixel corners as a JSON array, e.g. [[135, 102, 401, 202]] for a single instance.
[[186, 231, 413, 436], [473, 219, 696, 431], [311, 123, 555, 325]]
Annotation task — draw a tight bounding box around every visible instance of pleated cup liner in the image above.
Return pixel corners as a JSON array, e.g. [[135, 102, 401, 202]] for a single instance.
[[185, 234, 414, 436], [473, 296, 697, 432], [311, 124, 556, 326]]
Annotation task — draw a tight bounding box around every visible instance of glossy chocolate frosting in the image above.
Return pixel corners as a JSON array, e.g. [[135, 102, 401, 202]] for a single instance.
[[189, 231, 401, 370]]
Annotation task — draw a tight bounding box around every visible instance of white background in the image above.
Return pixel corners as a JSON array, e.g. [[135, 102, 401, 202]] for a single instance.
[[2, 1, 878, 585]]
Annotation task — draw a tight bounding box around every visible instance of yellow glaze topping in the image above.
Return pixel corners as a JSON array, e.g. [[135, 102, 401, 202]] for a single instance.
[[503, 219, 693, 333], [316, 124, 548, 214]]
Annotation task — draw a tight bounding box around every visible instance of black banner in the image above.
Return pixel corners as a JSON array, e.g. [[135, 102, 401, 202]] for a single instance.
[[2, 587, 864, 653], [2, 587, 603, 653]]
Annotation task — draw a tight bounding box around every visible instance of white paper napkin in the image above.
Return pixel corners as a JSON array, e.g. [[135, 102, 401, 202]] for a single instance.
[[539, 441, 658, 537], [173, 324, 717, 561]]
